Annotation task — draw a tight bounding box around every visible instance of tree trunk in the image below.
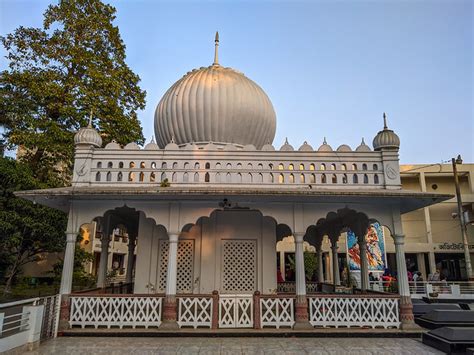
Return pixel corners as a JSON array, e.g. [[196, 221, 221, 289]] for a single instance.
[[3, 262, 19, 295]]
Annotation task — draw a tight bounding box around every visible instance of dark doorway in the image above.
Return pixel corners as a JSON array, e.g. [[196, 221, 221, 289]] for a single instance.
[[435, 253, 467, 281]]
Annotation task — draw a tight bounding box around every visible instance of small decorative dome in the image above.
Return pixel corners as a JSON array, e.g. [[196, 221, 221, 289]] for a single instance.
[[74, 119, 102, 148], [144, 137, 159, 150], [154, 33, 276, 149], [164, 136, 179, 150], [104, 140, 121, 150], [261, 142, 275, 151], [280, 138, 294, 151], [183, 142, 199, 150], [298, 141, 313, 151], [223, 143, 239, 151], [243, 144, 256, 151], [336, 144, 352, 152], [373, 113, 400, 151], [356, 138, 371, 152], [203, 142, 219, 150], [317, 137, 333, 152], [124, 142, 140, 150]]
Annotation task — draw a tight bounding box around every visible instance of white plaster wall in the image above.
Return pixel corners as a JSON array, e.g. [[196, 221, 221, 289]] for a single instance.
[[134, 208, 277, 294]]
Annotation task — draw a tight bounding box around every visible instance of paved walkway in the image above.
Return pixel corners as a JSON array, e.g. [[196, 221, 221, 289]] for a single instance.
[[26, 336, 442, 354]]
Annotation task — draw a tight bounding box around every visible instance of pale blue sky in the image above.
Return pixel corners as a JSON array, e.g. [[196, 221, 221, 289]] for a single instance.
[[1, 0, 472, 163]]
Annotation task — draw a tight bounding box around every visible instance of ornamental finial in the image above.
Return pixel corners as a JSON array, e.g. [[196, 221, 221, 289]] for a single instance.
[[88, 109, 93, 128], [213, 31, 219, 65], [323, 137, 327, 144], [383, 112, 388, 129]]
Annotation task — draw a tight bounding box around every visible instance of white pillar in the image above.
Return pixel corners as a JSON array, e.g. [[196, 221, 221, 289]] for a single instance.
[[97, 230, 111, 288], [330, 243, 340, 286], [428, 251, 437, 275], [125, 235, 136, 284], [317, 247, 324, 283], [279, 251, 285, 281], [294, 233, 306, 297], [393, 234, 410, 297], [165, 233, 179, 296], [416, 253, 427, 281], [358, 236, 369, 291], [60, 232, 77, 294], [325, 251, 332, 282]]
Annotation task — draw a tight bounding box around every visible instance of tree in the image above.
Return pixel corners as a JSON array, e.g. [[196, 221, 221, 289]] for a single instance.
[[52, 234, 95, 290], [287, 251, 318, 281], [0, 0, 146, 185], [0, 157, 67, 293]]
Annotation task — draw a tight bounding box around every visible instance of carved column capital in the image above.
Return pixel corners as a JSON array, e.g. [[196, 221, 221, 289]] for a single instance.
[[393, 234, 405, 246], [168, 233, 179, 243], [294, 233, 305, 244]]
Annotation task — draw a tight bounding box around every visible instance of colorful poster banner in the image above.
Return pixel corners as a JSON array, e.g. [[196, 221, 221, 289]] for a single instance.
[[347, 222, 386, 271]]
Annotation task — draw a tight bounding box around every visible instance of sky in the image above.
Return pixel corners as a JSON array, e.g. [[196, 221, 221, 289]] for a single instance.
[[0, 0, 472, 164]]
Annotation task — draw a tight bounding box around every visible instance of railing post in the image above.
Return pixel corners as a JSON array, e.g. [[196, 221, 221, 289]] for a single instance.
[[0, 312, 4, 337], [211, 290, 219, 330], [253, 291, 261, 329], [23, 305, 44, 349], [57, 294, 71, 333], [451, 284, 460, 296], [426, 283, 433, 296]]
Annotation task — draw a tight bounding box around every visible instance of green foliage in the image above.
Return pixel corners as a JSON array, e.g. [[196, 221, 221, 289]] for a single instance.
[[52, 234, 96, 289], [0, 0, 146, 185], [287, 252, 318, 281], [0, 157, 67, 293]]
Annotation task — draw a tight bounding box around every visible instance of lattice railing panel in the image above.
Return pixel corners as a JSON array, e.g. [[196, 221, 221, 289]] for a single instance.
[[178, 297, 212, 328], [260, 298, 294, 328], [69, 296, 162, 329], [222, 240, 256, 292], [219, 296, 253, 328], [158, 240, 194, 293], [309, 297, 399, 329]]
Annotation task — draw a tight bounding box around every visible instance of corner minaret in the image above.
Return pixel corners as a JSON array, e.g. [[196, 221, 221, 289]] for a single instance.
[[74, 112, 102, 148], [373, 113, 401, 189], [373, 112, 400, 151], [72, 111, 103, 186]]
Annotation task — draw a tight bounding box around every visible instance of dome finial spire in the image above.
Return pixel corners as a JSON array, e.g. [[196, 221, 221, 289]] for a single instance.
[[383, 112, 388, 129], [213, 31, 219, 65], [88, 109, 93, 128]]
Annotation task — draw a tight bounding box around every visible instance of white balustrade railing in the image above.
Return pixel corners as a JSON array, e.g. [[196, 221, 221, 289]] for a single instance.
[[409, 281, 474, 299], [0, 297, 44, 353], [309, 296, 400, 329], [69, 296, 162, 329], [260, 297, 295, 329], [178, 296, 213, 329]]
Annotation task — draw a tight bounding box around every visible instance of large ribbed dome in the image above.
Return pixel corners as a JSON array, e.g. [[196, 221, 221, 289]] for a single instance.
[[154, 34, 276, 149]]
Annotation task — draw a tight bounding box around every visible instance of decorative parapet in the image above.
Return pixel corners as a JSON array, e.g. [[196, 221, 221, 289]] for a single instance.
[[72, 143, 401, 190]]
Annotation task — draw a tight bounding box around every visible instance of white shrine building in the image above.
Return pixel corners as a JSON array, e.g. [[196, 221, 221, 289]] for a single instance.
[[17, 34, 451, 331]]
